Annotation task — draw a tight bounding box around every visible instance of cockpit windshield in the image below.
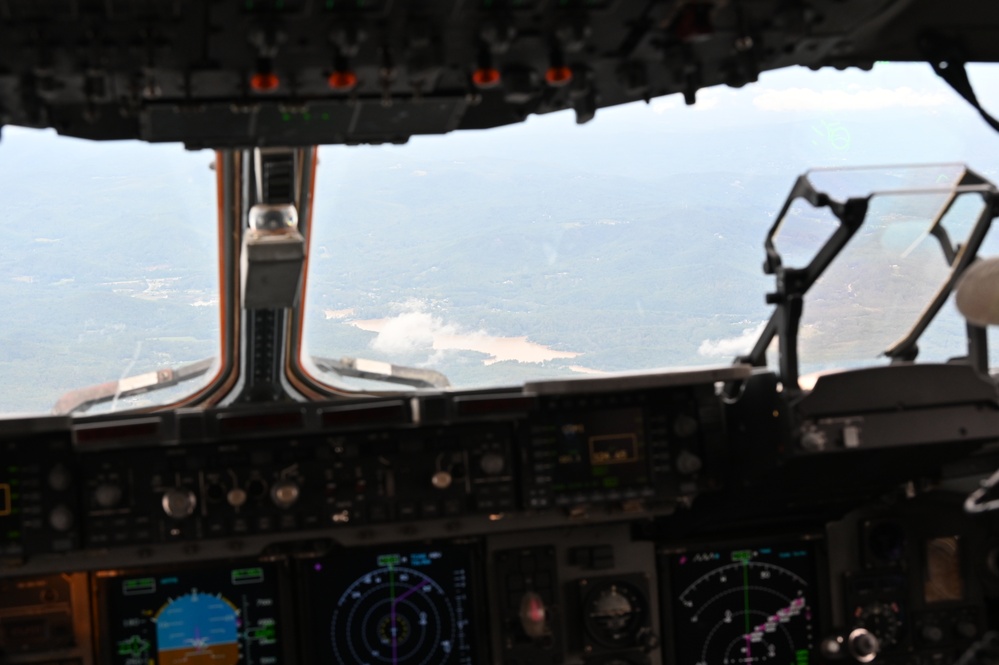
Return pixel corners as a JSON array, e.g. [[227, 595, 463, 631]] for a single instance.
[[4, 62, 999, 416], [0, 129, 220, 417], [301, 62, 999, 390]]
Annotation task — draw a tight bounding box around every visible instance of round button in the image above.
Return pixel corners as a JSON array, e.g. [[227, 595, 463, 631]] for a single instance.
[[271, 481, 300, 509], [48, 464, 72, 492], [480, 453, 505, 476], [227, 488, 248, 508], [431, 471, 453, 490], [673, 414, 699, 438], [161, 488, 197, 519], [957, 620, 979, 640], [675, 450, 703, 475], [921, 624, 944, 644], [94, 483, 123, 509], [48, 505, 74, 532]]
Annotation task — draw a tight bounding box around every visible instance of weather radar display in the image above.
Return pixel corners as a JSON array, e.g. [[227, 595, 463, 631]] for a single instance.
[[303, 546, 476, 664], [669, 543, 818, 665], [104, 563, 281, 665]]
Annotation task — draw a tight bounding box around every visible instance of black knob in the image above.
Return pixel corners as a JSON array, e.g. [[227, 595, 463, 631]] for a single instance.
[[957, 620, 979, 640], [47, 464, 72, 492], [672, 414, 699, 438], [246, 478, 268, 500], [161, 488, 197, 519], [921, 624, 944, 645], [48, 505, 74, 532], [480, 453, 505, 476], [205, 482, 228, 503], [94, 483, 123, 509], [675, 450, 703, 475], [847, 628, 879, 663]]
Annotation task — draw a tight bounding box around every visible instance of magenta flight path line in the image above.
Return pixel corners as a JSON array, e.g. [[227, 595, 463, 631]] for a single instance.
[[389, 565, 427, 665]]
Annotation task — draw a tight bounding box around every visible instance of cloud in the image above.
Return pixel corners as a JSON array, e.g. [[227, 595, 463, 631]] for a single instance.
[[697, 322, 767, 358], [752, 86, 951, 112], [370, 311, 455, 354]]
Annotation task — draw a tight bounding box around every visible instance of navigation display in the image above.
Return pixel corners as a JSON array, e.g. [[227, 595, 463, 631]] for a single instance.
[[102, 563, 282, 665], [550, 408, 649, 494], [668, 542, 819, 665], [301, 545, 477, 664]]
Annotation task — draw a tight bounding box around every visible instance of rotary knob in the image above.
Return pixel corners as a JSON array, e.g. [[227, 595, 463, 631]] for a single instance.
[[675, 450, 703, 475], [227, 488, 248, 508], [431, 471, 453, 490], [161, 487, 197, 519], [672, 414, 699, 438], [847, 628, 879, 663], [271, 480, 301, 509], [479, 453, 505, 476], [48, 505, 74, 532], [47, 464, 72, 492], [93, 483, 123, 509]]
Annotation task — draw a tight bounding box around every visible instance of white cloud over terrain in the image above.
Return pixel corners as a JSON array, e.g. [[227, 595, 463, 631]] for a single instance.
[[369, 311, 453, 354], [697, 322, 768, 358]]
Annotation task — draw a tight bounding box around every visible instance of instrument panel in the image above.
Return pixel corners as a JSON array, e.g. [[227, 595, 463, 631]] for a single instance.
[[0, 365, 997, 664], [2, 505, 994, 665]]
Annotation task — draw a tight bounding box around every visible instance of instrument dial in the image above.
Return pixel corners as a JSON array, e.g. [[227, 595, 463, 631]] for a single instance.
[[854, 601, 904, 651], [582, 580, 649, 648]]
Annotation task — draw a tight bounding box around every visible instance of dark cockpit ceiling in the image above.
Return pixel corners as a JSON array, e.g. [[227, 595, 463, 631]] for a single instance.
[[1, 0, 998, 148]]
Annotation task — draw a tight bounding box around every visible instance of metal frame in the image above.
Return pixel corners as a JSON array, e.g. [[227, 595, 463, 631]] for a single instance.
[[740, 165, 999, 393]]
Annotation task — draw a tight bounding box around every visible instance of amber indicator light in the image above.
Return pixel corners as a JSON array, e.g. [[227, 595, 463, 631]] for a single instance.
[[250, 72, 281, 92], [327, 70, 359, 91], [472, 67, 502, 88], [545, 65, 573, 86]]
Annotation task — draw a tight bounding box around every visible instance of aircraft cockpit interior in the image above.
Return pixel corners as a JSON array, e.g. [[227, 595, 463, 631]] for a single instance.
[[3, 1, 999, 664]]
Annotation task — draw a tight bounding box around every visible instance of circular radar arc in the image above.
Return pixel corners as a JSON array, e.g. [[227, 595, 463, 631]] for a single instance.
[[331, 565, 458, 665]]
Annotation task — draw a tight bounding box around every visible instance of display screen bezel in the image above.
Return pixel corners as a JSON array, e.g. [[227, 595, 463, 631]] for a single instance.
[[658, 533, 828, 665], [93, 559, 296, 665], [544, 406, 652, 497], [295, 541, 486, 665]]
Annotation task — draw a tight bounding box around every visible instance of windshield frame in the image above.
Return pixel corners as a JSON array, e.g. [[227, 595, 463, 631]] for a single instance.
[[746, 163, 999, 391]]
